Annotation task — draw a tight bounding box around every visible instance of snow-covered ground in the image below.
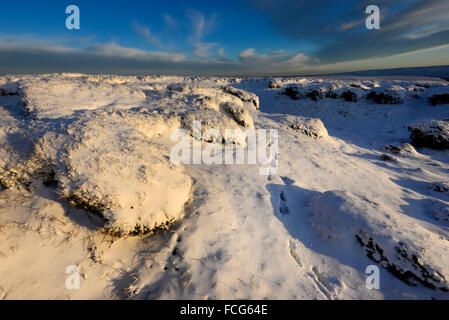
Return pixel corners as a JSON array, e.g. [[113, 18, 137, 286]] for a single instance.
[[0, 73, 449, 300]]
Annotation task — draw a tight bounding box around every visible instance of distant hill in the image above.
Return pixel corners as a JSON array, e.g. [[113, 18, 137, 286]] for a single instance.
[[333, 65, 449, 81]]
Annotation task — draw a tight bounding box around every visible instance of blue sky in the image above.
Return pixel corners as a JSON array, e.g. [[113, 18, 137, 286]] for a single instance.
[[0, 0, 448, 75]]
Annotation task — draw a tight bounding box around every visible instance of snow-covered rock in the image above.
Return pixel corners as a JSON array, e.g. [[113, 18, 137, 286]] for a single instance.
[[366, 86, 407, 104], [432, 203, 449, 223], [309, 191, 449, 291], [383, 143, 417, 155], [280, 115, 328, 140], [379, 153, 398, 162], [221, 102, 254, 128], [223, 86, 260, 110], [277, 78, 449, 105], [0, 75, 261, 235], [35, 110, 192, 236], [408, 120, 449, 150], [21, 77, 147, 119], [269, 79, 283, 89], [429, 182, 449, 194]]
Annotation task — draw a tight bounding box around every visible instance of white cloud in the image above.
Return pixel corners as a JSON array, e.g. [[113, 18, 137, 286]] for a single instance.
[[193, 42, 218, 58], [238, 48, 311, 73], [188, 10, 207, 42], [239, 48, 256, 58], [87, 42, 186, 62], [0, 35, 312, 76], [239, 48, 287, 63], [187, 10, 220, 58]]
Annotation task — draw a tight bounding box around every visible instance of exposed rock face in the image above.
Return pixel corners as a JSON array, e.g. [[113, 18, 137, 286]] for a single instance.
[[408, 120, 449, 150], [280, 115, 329, 140], [367, 90, 404, 104], [356, 232, 448, 291], [429, 182, 449, 194], [282, 86, 301, 100], [383, 143, 417, 155], [380, 154, 398, 162], [429, 94, 449, 106], [277, 80, 448, 105], [341, 91, 358, 102], [0, 82, 20, 96]]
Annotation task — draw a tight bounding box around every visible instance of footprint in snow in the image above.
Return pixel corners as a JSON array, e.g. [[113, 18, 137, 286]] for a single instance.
[[279, 191, 290, 215]]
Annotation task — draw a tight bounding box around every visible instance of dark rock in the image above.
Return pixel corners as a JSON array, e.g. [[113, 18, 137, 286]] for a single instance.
[[367, 90, 403, 104], [356, 232, 448, 291], [325, 91, 338, 99], [408, 120, 449, 150], [0, 88, 18, 96], [429, 182, 449, 194], [305, 90, 322, 101], [380, 154, 398, 162], [429, 94, 449, 106], [383, 143, 417, 155], [341, 91, 358, 102], [282, 86, 301, 100]]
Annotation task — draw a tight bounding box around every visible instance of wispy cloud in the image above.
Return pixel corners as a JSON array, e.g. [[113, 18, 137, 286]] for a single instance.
[[238, 48, 311, 72], [187, 10, 220, 58], [163, 14, 178, 29], [339, 19, 364, 31], [193, 42, 218, 58], [251, 0, 449, 65], [133, 22, 164, 49], [1, 0, 448, 76], [87, 42, 185, 62], [0, 35, 311, 76]]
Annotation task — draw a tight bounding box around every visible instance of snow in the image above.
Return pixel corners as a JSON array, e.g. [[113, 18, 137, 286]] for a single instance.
[[280, 115, 328, 140], [1, 73, 449, 299]]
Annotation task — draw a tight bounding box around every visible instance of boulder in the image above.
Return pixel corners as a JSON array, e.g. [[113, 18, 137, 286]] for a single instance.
[[408, 120, 449, 150], [429, 94, 449, 106], [223, 86, 260, 110], [281, 115, 328, 140]]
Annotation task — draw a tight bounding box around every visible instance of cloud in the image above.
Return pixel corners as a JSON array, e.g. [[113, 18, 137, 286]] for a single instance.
[[339, 19, 364, 31], [238, 48, 311, 72], [0, 37, 190, 75], [187, 10, 211, 42], [87, 42, 185, 62], [133, 22, 164, 49], [239, 48, 288, 63], [192, 42, 218, 58], [251, 0, 449, 64], [187, 10, 220, 58], [0, 35, 311, 76], [163, 14, 178, 29]]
